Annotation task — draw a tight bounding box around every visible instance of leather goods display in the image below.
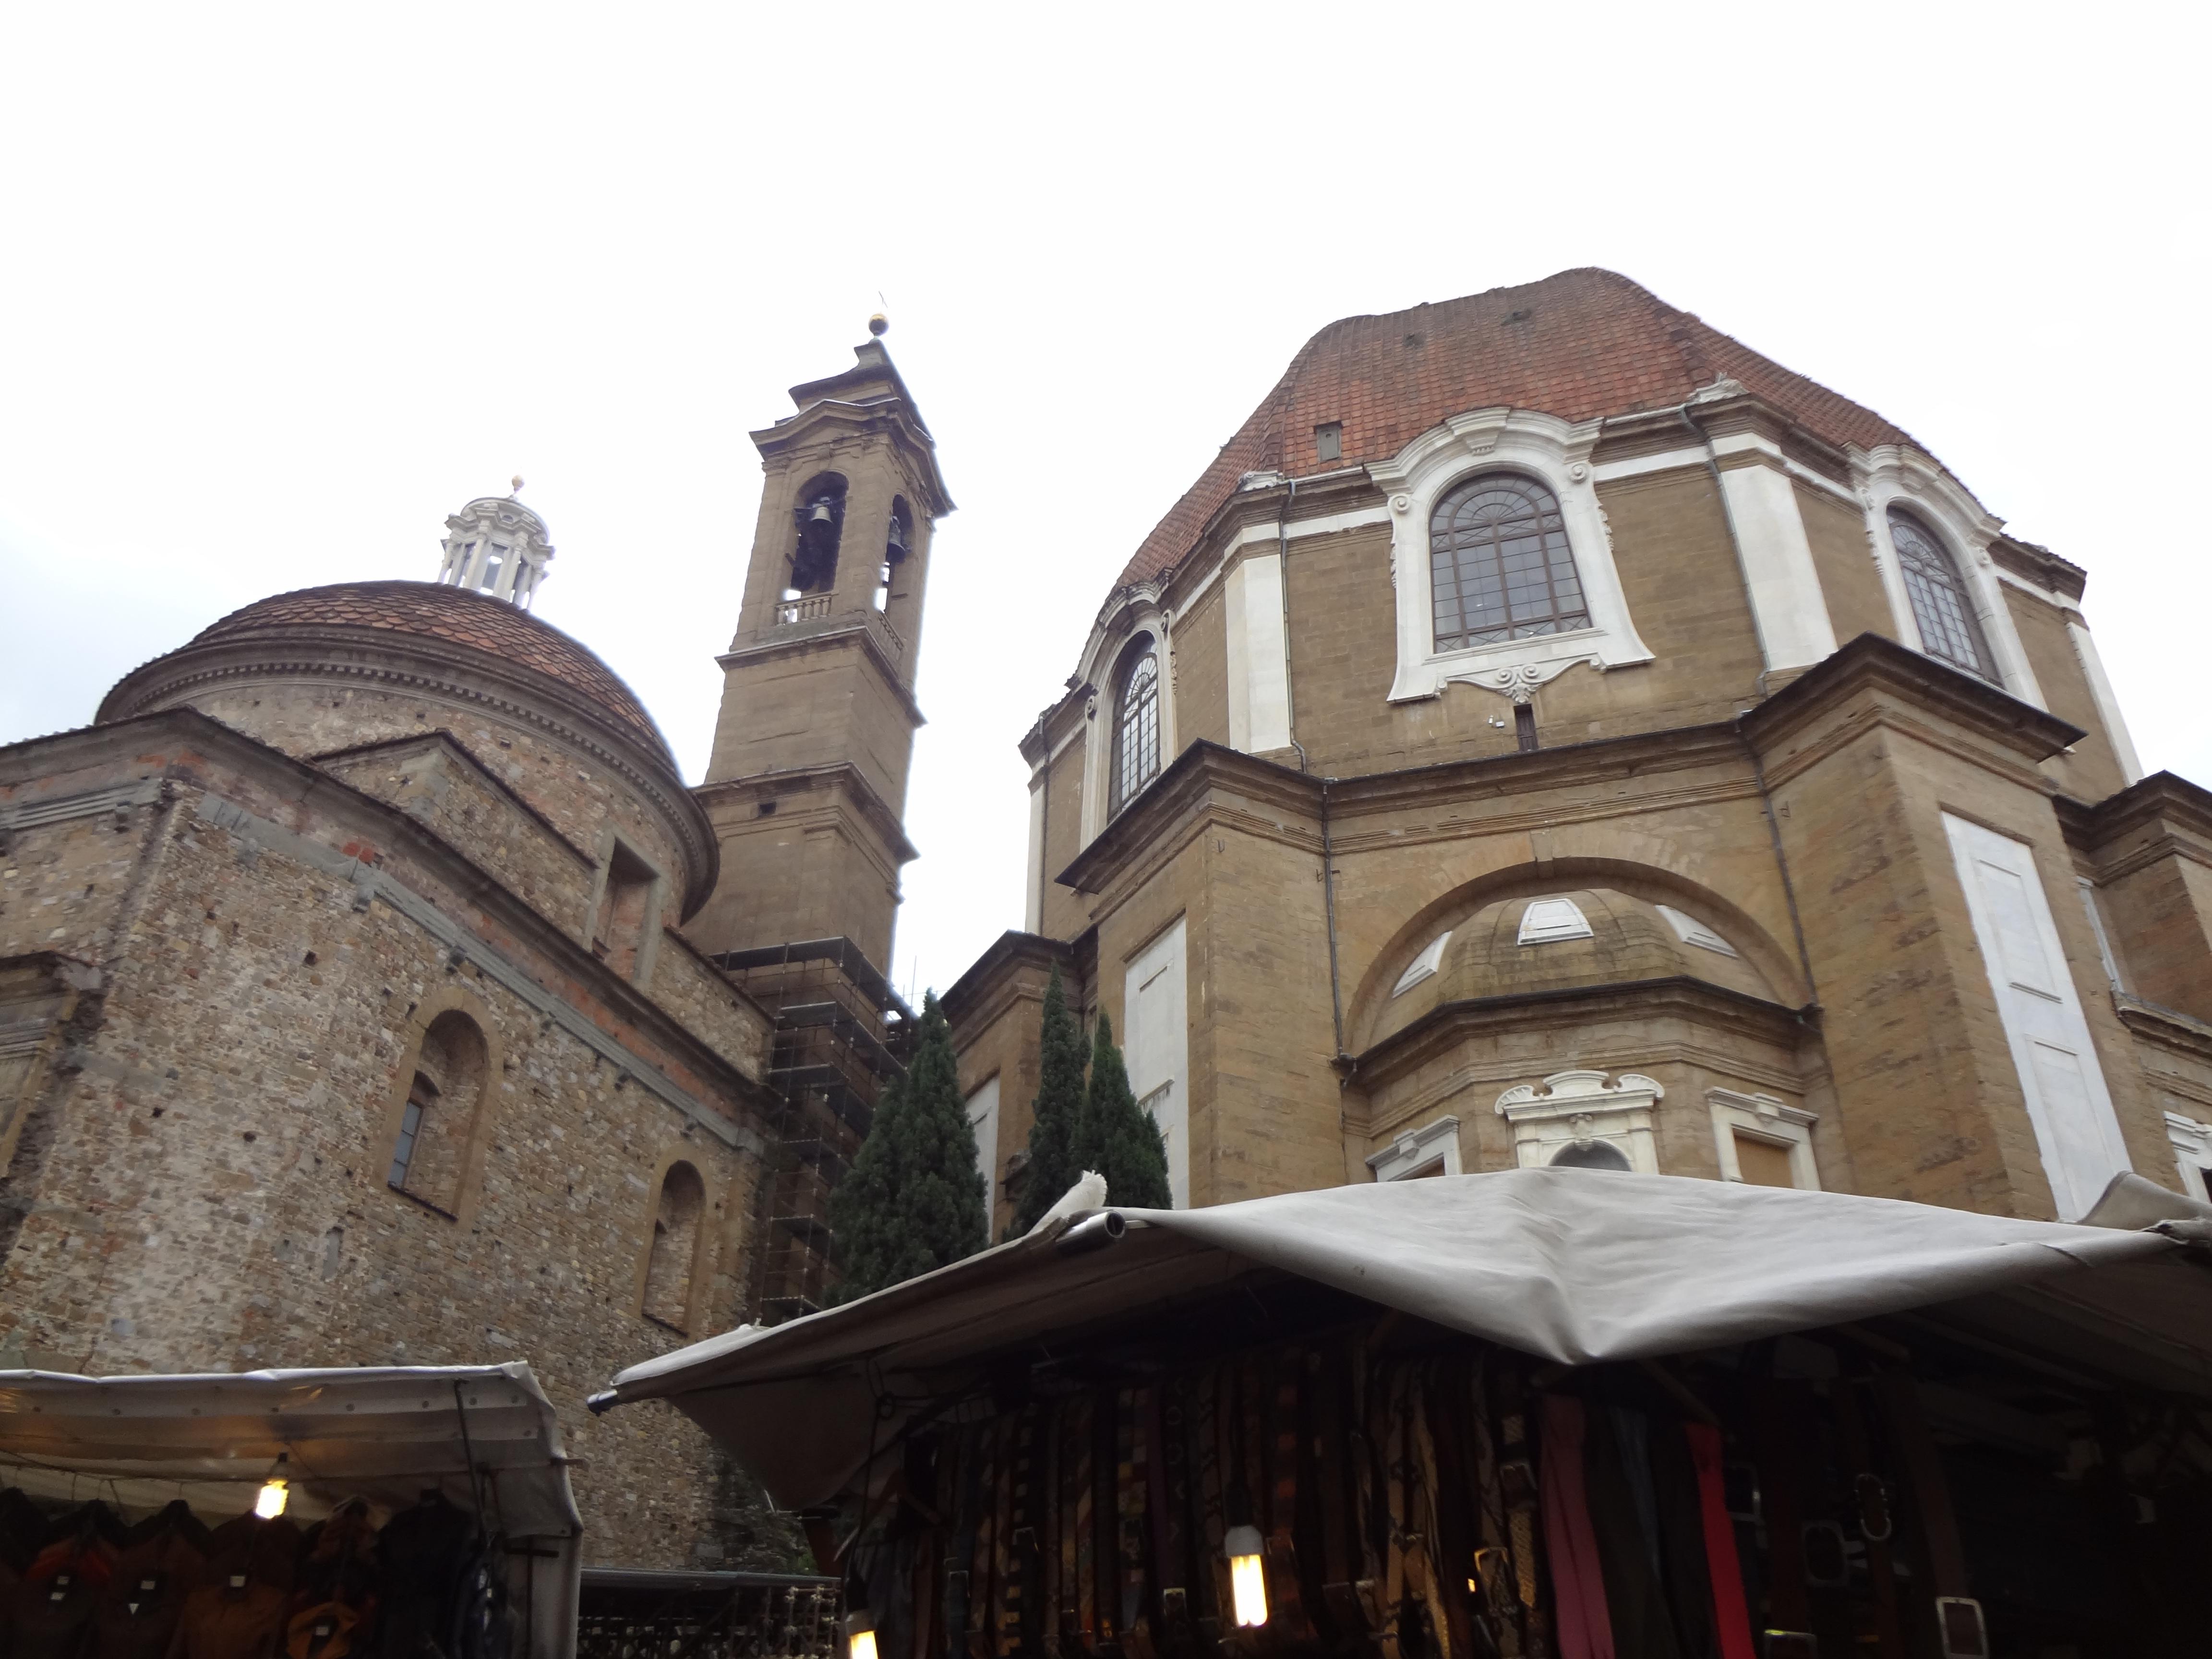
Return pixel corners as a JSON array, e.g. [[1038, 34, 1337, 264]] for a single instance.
[[833, 1328, 2166, 1659], [0, 1489, 499, 1659]]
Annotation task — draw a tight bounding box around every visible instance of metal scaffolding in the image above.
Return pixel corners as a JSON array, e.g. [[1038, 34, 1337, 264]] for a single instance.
[[711, 938, 912, 1325]]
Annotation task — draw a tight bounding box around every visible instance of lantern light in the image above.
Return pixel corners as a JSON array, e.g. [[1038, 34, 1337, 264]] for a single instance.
[[1224, 1523, 1268, 1628], [254, 1454, 290, 1520], [843, 1611, 878, 1659]]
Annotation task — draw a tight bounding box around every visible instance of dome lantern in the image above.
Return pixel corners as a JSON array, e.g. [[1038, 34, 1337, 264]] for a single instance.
[[437, 483, 553, 609]]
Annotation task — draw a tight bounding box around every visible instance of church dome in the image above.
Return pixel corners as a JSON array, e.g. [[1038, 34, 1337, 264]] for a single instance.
[[1117, 267, 1925, 589], [98, 579, 715, 917], [177, 581, 668, 758], [1372, 886, 1779, 1046]]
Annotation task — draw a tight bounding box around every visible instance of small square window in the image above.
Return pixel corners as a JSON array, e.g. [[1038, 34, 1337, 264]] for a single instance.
[[1517, 897, 1593, 945], [1315, 422, 1342, 463], [1392, 931, 1452, 997]]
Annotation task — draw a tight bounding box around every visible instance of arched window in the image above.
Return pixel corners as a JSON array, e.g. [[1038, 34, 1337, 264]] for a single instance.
[[786, 473, 847, 598], [878, 498, 912, 613], [387, 1010, 486, 1216], [1888, 508, 1995, 680], [642, 1161, 706, 1332], [1430, 474, 1590, 650], [1109, 635, 1161, 817]]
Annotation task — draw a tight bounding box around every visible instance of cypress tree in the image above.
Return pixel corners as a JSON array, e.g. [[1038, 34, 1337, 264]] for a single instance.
[[1011, 965, 1088, 1234], [1073, 1010, 1172, 1210], [827, 991, 987, 1304]]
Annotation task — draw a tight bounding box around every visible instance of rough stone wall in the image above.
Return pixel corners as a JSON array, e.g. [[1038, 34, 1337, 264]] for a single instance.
[[318, 734, 599, 941], [0, 726, 787, 1568], [180, 681, 695, 931]]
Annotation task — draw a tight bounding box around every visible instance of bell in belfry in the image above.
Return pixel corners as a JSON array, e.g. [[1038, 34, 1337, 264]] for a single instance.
[[790, 492, 842, 593]]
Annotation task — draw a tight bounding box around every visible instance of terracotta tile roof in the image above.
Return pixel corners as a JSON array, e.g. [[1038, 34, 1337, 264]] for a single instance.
[[192, 581, 672, 759], [1118, 268, 1924, 587]]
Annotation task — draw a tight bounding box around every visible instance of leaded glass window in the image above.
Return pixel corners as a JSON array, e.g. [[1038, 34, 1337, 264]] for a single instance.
[[1430, 475, 1590, 650], [1889, 509, 1995, 680], [1111, 637, 1161, 816]]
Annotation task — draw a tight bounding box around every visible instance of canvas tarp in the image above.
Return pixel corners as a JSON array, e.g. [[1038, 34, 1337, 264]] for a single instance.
[[0, 1362, 581, 1659], [602, 1168, 2212, 1510]]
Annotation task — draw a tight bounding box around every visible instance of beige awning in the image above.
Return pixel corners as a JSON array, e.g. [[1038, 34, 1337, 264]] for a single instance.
[[602, 1168, 2210, 1510], [0, 1362, 580, 1659]]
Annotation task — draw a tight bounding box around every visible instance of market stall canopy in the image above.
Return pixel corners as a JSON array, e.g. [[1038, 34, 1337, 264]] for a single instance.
[[0, 1363, 581, 1659], [600, 1168, 2212, 1510]]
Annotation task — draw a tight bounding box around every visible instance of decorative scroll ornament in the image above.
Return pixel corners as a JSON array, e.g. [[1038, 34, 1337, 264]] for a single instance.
[[1451, 657, 1588, 706]]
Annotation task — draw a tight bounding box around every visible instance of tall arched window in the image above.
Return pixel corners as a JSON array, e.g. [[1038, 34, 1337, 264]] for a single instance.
[[387, 1010, 486, 1216], [1430, 474, 1590, 650], [1888, 508, 1995, 680], [1109, 634, 1161, 817], [642, 1161, 706, 1332]]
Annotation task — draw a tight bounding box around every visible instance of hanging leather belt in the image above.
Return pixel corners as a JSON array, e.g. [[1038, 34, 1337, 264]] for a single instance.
[[1007, 1402, 1042, 1658], [1117, 1385, 1156, 1659], [1195, 1364, 1231, 1643], [1074, 1391, 1099, 1650], [1155, 1378, 1197, 1657], [1493, 1364, 1548, 1659], [1041, 1399, 1063, 1659], [989, 1413, 1018, 1659], [945, 1421, 981, 1659], [1268, 1348, 1315, 1645], [1832, 1377, 1904, 1659], [1058, 1399, 1082, 1656], [1462, 1356, 1521, 1659], [1316, 1344, 1372, 1647], [1405, 1366, 1456, 1659]]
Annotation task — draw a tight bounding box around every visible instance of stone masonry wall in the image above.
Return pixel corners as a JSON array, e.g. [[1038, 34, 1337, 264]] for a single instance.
[[0, 727, 786, 1568], [180, 680, 697, 933]]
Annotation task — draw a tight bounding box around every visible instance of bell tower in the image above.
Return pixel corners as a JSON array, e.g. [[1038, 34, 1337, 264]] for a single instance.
[[686, 325, 952, 972]]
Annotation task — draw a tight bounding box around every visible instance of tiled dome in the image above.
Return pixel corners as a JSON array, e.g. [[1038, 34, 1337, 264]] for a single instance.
[[1118, 267, 1925, 589], [184, 581, 669, 760]]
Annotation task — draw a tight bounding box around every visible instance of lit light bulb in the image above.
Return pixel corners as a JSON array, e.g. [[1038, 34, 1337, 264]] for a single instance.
[[844, 1612, 877, 1659], [254, 1479, 288, 1519], [1224, 1524, 1268, 1628]]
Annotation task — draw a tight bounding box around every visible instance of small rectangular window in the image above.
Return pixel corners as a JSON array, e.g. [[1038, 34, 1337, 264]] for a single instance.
[[1514, 703, 1539, 752], [593, 841, 659, 981], [388, 1099, 424, 1190], [1314, 422, 1342, 463]]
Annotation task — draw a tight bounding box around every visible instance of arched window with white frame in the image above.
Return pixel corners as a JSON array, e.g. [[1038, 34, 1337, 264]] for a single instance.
[[1888, 507, 1996, 681], [1109, 633, 1161, 817], [1430, 473, 1591, 650]]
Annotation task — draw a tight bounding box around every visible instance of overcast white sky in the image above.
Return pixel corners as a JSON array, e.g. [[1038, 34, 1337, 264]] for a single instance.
[[2, 4, 2206, 1002]]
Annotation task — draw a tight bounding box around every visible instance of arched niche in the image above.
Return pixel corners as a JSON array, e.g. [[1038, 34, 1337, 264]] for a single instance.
[[379, 988, 503, 1226], [637, 1154, 716, 1335]]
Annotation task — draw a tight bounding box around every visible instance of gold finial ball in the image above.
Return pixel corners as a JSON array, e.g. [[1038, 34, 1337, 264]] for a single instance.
[[868, 313, 889, 337], [511, 474, 525, 496]]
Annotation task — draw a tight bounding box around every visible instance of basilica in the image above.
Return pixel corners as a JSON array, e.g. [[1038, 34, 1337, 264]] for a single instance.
[[1, 270, 2206, 1571]]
